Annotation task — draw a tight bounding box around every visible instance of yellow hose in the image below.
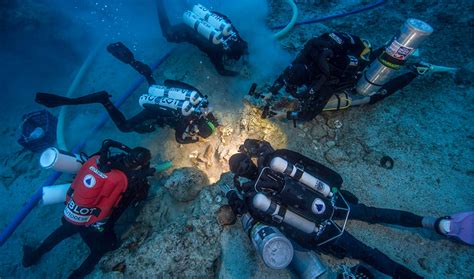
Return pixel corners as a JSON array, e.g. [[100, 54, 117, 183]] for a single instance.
[[273, 0, 299, 39], [57, 40, 105, 151]]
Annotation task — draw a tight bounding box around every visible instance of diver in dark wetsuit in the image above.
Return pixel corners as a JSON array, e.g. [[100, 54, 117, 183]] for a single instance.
[[35, 42, 218, 144], [222, 139, 473, 278], [156, 0, 248, 76], [264, 32, 427, 122]]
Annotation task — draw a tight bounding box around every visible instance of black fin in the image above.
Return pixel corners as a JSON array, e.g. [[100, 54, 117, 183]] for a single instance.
[[107, 42, 135, 64], [35, 93, 70, 108]]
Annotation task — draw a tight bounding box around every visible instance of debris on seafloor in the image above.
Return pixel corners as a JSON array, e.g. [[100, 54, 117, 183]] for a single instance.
[[216, 205, 236, 226], [164, 167, 209, 202]]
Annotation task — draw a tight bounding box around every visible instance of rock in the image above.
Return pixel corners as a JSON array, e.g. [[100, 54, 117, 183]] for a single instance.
[[216, 205, 236, 226], [324, 147, 347, 164], [164, 168, 209, 202], [310, 126, 328, 139]]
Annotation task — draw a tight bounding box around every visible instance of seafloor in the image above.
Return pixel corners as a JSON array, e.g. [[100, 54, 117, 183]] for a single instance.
[[0, 0, 473, 278]]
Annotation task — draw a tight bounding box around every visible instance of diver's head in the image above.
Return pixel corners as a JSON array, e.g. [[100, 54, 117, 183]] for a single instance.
[[229, 153, 258, 180], [225, 36, 249, 60], [124, 147, 151, 170], [283, 63, 310, 93], [359, 38, 372, 61]]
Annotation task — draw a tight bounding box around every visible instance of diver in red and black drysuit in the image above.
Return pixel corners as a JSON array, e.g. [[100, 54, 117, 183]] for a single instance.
[[156, 0, 249, 76], [222, 139, 473, 279], [22, 139, 155, 279], [35, 42, 218, 144], [264, 32, 425, 122]]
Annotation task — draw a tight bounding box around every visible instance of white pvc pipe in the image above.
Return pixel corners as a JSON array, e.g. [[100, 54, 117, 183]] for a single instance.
[[42, 183, 71, 205]]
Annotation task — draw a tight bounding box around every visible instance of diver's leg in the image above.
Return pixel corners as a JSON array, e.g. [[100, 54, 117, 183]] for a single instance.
[[70, 229, 119, 278], [369, 72, 418, 104], [156, 0, 190, 43], [101, 100, 157, 133], [349, 203, 423, 227], [321, 232, 423, 278], [35, 91, 111, 108], [23, 220, 78, 267]]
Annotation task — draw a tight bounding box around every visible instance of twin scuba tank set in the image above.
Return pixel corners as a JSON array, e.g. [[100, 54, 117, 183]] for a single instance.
[[239, 156, 350, 277], [182, 4, 238, 50], [139, 85, 210, 118]]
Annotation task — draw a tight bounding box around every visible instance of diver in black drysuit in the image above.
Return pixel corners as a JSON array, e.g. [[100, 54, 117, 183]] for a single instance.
[[224, 139, 466, 279], [156, 0, 249, 76], [35, 42, 218, 144], [266, 32, 423, 122], [22, 140, 155, 279]]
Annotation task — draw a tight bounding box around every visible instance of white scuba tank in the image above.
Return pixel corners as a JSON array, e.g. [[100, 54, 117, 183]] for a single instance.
[[252, 193, 320, 235], [139, 94, 194, 116], [183, 11, 223, 45], [269, 157, 332, 197], [148, 85, 202, 105], [192, 4, 233, 36], [40, 147, 83, 174], [42, 183, 71, 205]]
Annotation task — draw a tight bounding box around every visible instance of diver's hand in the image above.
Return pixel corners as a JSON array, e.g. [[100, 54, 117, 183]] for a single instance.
[[272, 111, 287, 119]]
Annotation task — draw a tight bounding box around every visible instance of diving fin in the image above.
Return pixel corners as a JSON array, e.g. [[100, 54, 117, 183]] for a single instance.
[[164, 79, 202, 93], [107, 42, 135, 65], [446, 211, 474, 245]]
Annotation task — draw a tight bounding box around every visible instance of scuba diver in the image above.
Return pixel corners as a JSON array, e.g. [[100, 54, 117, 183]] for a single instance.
[[156, 0, 249, 76], [222, 139, 474, 278], [35, 42, 219, 144], [22, 139, 155, 278], [261, 25, 455, 122]]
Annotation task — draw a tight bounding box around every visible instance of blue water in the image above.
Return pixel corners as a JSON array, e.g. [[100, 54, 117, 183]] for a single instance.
[[0, 0, 473, 278]]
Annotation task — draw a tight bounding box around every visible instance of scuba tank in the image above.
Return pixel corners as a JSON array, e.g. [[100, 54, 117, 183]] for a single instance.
[[41, 183, 71, 205], [139, 94, 194, 116], [356, 19, 433, 96], [182, 11, 223, 45], [40, 147, 84, 174], [241, 213, 294, 269], [148, 85, 202, 105], [269, 157, 332, 197], [192, 4, 233, 36], [252, 193, 322, 235], [290, 249, 327, 279]]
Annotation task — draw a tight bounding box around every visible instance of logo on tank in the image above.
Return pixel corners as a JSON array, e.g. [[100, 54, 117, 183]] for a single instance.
[[311, 198, 326, 214], [83, 174, 96, 188]]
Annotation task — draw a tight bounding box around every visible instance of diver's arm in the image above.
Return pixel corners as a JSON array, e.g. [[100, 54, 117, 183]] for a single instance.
[[175, 122, 199, 144], [286, 82, 332, 121]]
